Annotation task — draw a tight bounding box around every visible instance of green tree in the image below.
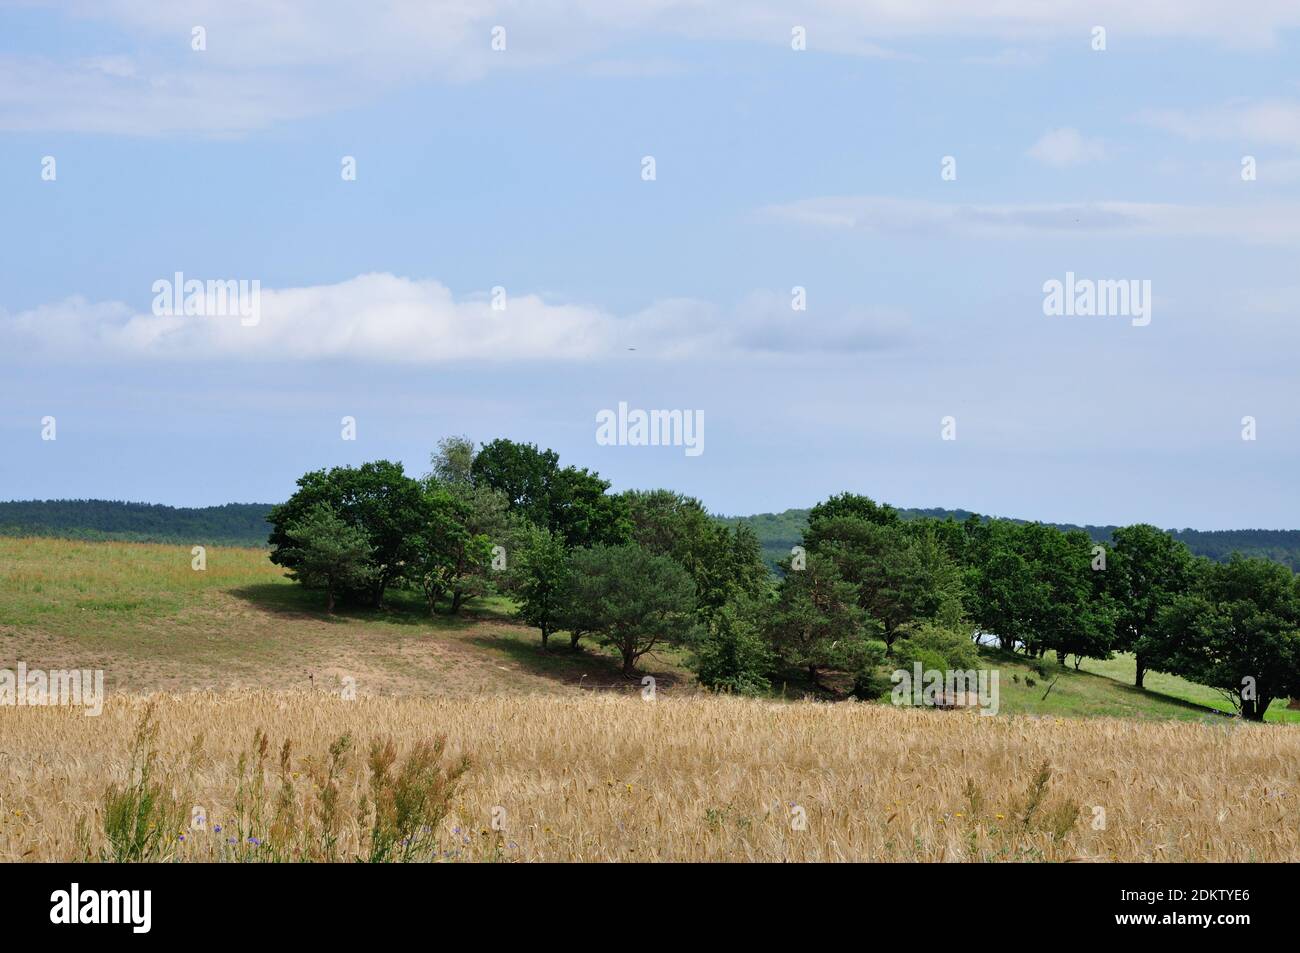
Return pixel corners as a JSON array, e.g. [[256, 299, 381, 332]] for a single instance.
[[445, 483, 512, 613], [962, 518, 1044, 653], [808, 514, 964, 653], [430, 435, 476, 486], [1012, 523, 1116, 665], [471, 438, 629, 549], [766, 553, 869, 688], [470, 438, 558, 527], [547, 465, 630, 549], [1153, 555, 1300, 721], [1047, 529, 1117, 668], [1107, 523, 1195, 687], [405, 482, 474, 615], [566, 543, 696, 676], [688, 593, 773, 695], [806, 492, 899, 531], [511, 525, 572, 649], [281, 505, 375, 613], [268, 461, 425, 607], [625, 489, 769, 619]]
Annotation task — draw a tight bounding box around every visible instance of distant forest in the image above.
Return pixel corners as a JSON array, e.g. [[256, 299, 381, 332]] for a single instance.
[[720, 508, 1300, 573], [0, 500, 276, 546], [3, 498, 1300, 571]]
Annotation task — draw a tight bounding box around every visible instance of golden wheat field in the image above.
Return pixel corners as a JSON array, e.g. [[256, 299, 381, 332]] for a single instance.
[[1, 691, 1297, 862]]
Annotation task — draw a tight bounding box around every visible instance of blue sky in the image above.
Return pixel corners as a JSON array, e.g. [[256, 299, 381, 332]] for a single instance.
[[3, 2, 1300, 528]]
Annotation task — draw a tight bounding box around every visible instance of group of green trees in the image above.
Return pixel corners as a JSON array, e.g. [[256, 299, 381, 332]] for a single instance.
[[761, 500, 1300, 720], [266, 438, 768, 677], [268, 444, 1300, 721]]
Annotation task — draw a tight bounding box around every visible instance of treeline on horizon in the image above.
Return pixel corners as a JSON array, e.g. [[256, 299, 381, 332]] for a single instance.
[[256, 437, 1299, 721], [727, 510, 1300, 572], [5, 496, 1300, 573], [0, 500, 275, 546]]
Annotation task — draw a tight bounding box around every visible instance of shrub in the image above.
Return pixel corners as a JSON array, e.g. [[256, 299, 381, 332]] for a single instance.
[[845, 639, 890, 700], [363, 735, 471, 863], [690, 596, 773, 696], [101, 703, 185, 862], [893, 623, 982, 672]]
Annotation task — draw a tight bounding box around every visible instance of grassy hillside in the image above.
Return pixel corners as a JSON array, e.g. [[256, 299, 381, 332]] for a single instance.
[[2, 536, 1294, 721], [0, 536, 691, 697]]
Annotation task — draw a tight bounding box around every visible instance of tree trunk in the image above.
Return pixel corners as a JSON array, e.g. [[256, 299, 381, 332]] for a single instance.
[[1134, 654, 1146, 689], [569, 631, 582, 651], [451, 589, 464, 614], [622, 651, 637, 677], [326, 589, 335, 614], [1242, 696, 1268, 722], [540, 628, 549, 650]]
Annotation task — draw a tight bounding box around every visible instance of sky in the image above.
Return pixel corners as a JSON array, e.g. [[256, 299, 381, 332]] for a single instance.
[[2, 1, 1300, 529]]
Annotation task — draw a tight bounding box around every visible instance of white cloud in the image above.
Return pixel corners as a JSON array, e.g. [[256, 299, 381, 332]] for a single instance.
[[9, 1, 1300, 135], [1, 273, 908, 364], [757, 195, 1300, 243], [0, 55, 338, 136], [1027, 127, 1108, 167], [1141, 100, 1300, 151]]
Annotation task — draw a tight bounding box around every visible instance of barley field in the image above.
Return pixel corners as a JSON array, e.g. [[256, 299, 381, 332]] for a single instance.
[[1, 691, 1296, 862]]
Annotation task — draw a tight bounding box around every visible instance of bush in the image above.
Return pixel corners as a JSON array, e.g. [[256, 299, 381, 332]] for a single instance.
[[850, 639, 892, 700], [690, 596, 772, 696], [893, 623, 982, 672], [100, 703, 184, 862]]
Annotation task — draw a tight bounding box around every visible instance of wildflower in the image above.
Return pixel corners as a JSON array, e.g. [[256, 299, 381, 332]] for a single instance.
[[213, 824, 222, 833], [248, 837, 261, 846], [178, 834, 186, 841]]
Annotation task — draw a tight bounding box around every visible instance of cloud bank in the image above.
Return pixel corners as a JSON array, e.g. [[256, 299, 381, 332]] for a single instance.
[[8, 1, 1300, 135], [1, 274, 909, 364]]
